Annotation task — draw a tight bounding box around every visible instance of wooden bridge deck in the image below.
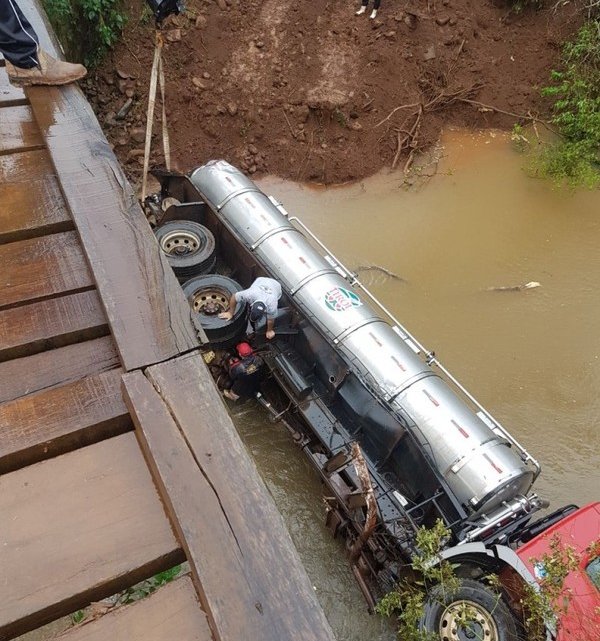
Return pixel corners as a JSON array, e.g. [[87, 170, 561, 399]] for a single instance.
[[0, 3, 336, 641]]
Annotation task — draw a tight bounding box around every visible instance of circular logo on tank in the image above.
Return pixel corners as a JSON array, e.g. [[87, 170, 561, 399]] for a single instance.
[[324, 286, 362, 312]]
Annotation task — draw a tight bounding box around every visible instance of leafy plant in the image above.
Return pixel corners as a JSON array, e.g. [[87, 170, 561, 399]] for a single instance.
[[521, 536, 581, 641], [119, 564, 182, 603], [510, 0, 544, 14], [534, 20, 600, 187], [375, 520, 457, 641], [511, 123, 530, 152], [70, 609, 86, 625], [42, 0, 128, 67]]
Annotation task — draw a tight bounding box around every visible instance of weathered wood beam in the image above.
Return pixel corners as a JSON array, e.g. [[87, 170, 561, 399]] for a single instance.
[[123, 354, 336, 641]]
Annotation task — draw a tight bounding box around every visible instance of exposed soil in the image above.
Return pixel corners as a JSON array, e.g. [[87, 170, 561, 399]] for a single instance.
[[85, 0, 584, 185]]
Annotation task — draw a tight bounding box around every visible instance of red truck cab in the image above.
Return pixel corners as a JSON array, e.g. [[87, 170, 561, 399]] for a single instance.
[[516, 502, 600, 640]]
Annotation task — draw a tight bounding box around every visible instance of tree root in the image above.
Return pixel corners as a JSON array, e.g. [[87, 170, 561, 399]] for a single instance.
[[378, 72, 555, 174]]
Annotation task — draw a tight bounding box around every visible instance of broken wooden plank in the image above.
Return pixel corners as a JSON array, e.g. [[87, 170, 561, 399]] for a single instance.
[[123, 356, 336, 641], [0, 103, 43, 154], [0, 231, 93, 309], [0, 367, 130, 474], [0, 335, 119, 404], [54, 576, 212, 641], [0, 432, 184, 639], [0, 289, 108, 362], [0, 65, 26, 107], [0, 149, 72, 244], [26, 85, 202, 371]]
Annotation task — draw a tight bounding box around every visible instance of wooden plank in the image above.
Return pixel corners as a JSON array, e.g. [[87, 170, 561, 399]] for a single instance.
[[0, 433, 184, 639], [0, 289, 108, 362], [0, 104, 43, 154], [123, 355, 336, 641], [0, 335, 119, 404], [0, 65, 27, 107], [55, 576, 212, 641], [0, 367, 130, 474], [0, 231, 93, 309], [0, 149, 72, 244], [25, 85, 202, 371]]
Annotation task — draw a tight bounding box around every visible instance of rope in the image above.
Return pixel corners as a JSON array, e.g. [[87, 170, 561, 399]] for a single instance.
[[141, 30, 171, 204]]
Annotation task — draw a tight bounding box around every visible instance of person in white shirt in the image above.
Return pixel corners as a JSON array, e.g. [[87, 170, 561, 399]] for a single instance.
[[219, 277, 282, 340]]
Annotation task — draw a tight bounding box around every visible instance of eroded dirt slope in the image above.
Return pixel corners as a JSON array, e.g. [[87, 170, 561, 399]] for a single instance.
[[86, 0, 583, 184]]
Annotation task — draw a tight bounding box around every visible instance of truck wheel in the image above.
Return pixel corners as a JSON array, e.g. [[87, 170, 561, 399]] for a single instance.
[[420, 578, 518, 641], [182, 274, 247, 347], [155, 220, 216, 282]]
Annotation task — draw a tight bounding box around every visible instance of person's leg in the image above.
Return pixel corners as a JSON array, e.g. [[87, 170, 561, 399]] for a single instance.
[[356, 1, 368, 15], [370, 0, 380, 18], [0, 0, 39, 68]]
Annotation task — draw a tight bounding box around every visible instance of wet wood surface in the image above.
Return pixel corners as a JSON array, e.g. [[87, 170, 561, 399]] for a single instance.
[[55, 576, 213, 641], [0, 103, 43, 154], [0, 149, 72, 244], [0, 7, 331, 641], [0, 335, 119, 404], [0, 367, 130, 474], [0, 433, 184, 639], [0, 289, 108, 362], [0, 231, 93, 309], [27, 85, 203, 371], [123, 354, 336, 641], [0, 65, 26, 107]]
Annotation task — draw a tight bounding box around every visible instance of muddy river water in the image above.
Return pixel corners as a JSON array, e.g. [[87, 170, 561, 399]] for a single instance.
[[240, 129, 600, 640]]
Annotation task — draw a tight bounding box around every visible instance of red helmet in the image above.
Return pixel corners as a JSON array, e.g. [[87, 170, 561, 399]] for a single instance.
[[236, 342, 253, 357]]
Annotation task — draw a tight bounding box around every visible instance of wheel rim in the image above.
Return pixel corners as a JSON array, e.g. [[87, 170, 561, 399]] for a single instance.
[[439, 599, 499, 641], [190, 285, 232, 316], [160, 230, 202, 257]]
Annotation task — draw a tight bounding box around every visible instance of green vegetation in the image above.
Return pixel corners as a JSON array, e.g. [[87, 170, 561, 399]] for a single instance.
[[510, 0, 544, 15], [376, 520, 457, 641], [521, 536, 580, 641], [535, 20, 600, 188], [67, 565, 182, 626], [42, 0, 127, 67]]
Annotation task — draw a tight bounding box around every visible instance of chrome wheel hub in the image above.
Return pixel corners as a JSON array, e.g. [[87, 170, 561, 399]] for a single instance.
[[160, 230, 201, 257], [439, 600, 498, 641], [191, 287, 230, 316]]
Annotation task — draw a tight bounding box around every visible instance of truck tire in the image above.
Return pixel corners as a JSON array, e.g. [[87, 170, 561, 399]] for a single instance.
[[155, 220, 216, 282], [182, 274, 247, 347], [420, 578, 518, 641]]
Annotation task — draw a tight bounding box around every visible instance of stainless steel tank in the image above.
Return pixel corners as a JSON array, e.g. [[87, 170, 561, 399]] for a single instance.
[[190, 160, 536, 517]]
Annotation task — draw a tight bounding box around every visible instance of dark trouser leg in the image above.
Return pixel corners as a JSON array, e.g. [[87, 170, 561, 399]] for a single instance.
[[361, 0, 368, 6], [373, 0, 381, 8], [0, 0, 39, 68]]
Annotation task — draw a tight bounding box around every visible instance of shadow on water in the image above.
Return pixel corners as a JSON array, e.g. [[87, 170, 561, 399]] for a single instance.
[[228, 402, 396, 641]]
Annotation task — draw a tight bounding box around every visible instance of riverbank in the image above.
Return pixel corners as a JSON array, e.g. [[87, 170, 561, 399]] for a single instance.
[[85, 0, 583, 185]]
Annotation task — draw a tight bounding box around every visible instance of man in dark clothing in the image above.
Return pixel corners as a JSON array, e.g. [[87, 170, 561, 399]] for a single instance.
[[0, 1, 86, 86], [222, 342, 264, 402]]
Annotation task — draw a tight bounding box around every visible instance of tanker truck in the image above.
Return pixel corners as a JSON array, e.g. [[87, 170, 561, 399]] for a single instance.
[[149, 160, 598, 640]]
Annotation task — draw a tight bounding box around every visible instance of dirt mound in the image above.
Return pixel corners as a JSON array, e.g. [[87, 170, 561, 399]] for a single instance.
[[85, 0, 583, 185]]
